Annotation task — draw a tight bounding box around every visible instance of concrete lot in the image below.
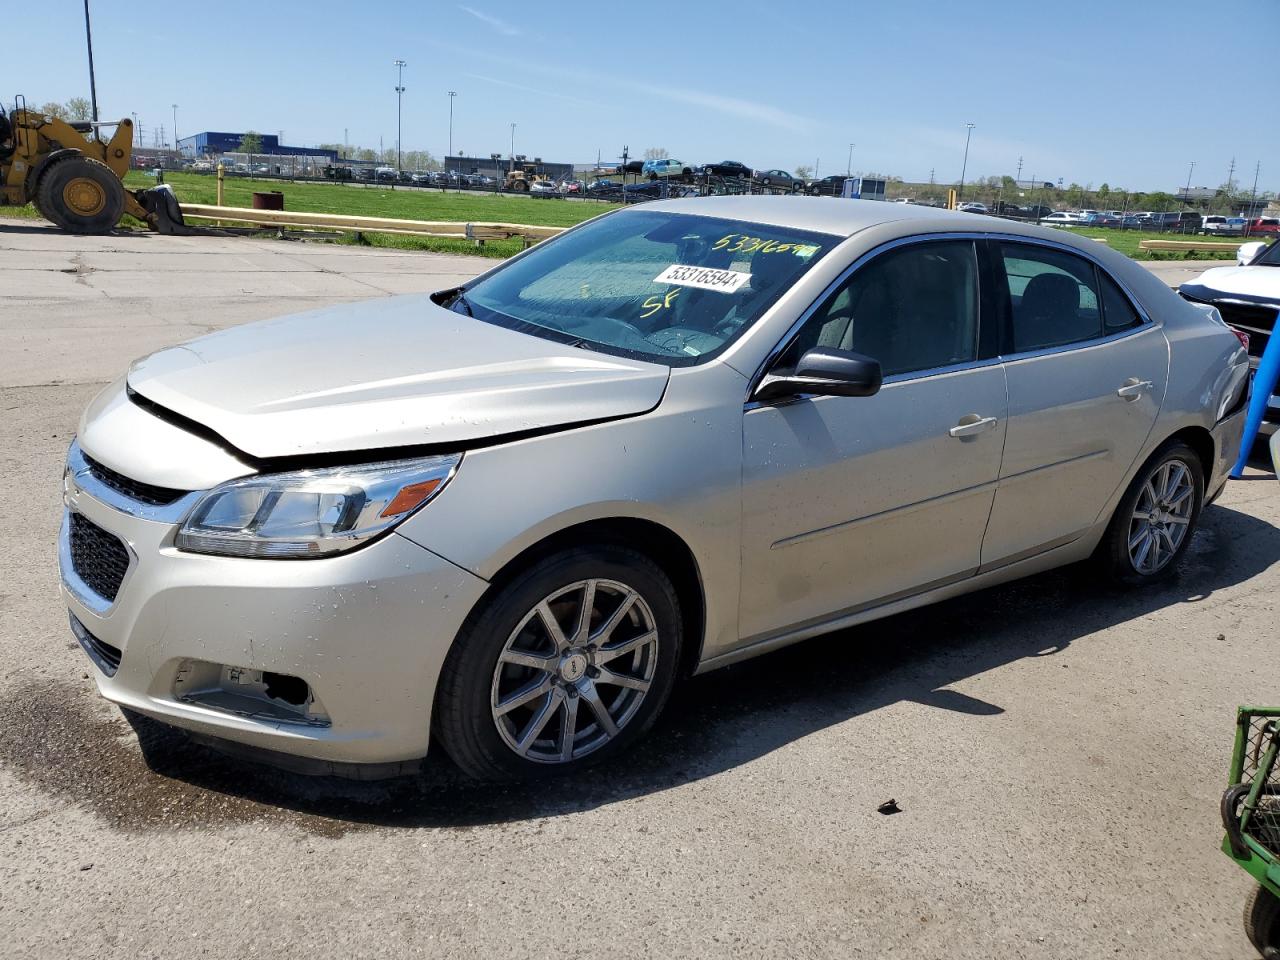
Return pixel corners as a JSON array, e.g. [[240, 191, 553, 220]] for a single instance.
[[1, 220, 1276, 959]]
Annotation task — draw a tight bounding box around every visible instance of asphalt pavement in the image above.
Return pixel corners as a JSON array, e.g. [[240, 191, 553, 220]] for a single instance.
[[1, 219, 1275, 960]]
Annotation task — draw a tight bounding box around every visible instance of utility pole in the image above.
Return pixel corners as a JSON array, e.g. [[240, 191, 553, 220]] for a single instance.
[[83, 0, 99, 124], [846, 143, 855, 177], [509, 122, 516, 173], [1246, 161, 1261, 235], [1225, 156, 1236, 208], [958, 122, 975, 200], [1183, 160, 1196, 205], [447, 91, 457, 158], [1016, 155, 1023, 185], [929, 167, 935, 185], [815, 157, 819, 179], [132, 113, 139, 147], [171, 105, 179, 151], [343, 127, 348, 160], [393, 59, 406, 171]]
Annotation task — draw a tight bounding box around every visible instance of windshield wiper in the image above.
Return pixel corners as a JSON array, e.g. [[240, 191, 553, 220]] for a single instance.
[[450, 292, 475, 316]]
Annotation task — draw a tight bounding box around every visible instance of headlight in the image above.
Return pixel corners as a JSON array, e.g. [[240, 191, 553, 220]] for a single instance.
[[175, 454, 459, 559]]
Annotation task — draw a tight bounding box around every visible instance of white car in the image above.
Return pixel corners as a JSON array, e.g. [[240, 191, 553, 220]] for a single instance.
[[1042, 212, 1080, 224], [1180, 239, 1280, 436], [958, 201, 987, 213]]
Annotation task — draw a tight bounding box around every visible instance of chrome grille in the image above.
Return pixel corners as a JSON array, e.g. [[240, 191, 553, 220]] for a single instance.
[[82, 453, 187, 507], [68, 513, 130, 603]]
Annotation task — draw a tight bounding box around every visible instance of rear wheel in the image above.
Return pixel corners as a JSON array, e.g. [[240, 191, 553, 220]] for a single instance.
[[1244, 884, 1280, 956], [37, 155, 124, 234], [434, 545, 683, 780], [1095, 440, 1204, 584]]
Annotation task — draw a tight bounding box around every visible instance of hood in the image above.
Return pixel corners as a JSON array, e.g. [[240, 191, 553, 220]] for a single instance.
[[1182, 265, 1280, 305], [127, 295, 671, 460]]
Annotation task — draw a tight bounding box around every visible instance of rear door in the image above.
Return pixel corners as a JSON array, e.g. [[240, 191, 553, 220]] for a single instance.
[[979, 240, 1168, 567]]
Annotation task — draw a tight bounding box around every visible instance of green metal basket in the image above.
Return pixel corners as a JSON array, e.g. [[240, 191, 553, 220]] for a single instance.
[[1223, 707, 1280, 898]]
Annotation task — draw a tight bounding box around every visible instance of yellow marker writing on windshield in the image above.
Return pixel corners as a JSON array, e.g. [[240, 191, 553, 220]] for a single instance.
[[640, 287, 680, 319]]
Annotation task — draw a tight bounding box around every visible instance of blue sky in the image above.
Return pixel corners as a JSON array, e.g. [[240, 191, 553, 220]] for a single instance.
[[11, 0, 1278, 193]]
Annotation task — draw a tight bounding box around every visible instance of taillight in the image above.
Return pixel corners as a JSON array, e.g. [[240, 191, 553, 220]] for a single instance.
[[1231, 328, 1251, 351]]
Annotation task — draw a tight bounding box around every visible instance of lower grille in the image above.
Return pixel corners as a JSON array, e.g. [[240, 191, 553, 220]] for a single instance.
[[68, 513, 131, 603], [69, 614, 122, 677]]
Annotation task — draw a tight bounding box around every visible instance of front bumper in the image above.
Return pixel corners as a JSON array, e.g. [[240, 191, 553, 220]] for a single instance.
[[60, 441, 489, 770]]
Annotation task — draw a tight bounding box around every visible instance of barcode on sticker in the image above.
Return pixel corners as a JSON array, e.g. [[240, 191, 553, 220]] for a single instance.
[[653, 264, 750, 293]]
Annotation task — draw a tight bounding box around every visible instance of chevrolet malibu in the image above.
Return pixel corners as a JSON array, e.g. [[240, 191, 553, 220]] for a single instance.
[[61, 197, 1249, 781]]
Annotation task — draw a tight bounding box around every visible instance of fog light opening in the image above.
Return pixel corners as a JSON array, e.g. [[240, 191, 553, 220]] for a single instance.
[[262, 672, 310, 707]]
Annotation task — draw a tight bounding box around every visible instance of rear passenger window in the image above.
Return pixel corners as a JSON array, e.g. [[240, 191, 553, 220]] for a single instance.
[[1099, 273, 1142, 332], [1000, 243, 1101, 352]]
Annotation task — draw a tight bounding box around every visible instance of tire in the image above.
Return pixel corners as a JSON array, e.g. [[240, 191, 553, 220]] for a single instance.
[[434, 544, 683, 781], [37, 155, 124, 234], [1094, 440, 1204, 584], [1245, 885, 1280, 955]]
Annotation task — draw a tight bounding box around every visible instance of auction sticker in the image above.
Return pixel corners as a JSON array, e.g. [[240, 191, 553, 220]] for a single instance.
[[653, 264, 750, 294]]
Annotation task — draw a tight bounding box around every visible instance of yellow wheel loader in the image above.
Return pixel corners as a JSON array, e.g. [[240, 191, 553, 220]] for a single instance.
[[0, 97, 186, 234]]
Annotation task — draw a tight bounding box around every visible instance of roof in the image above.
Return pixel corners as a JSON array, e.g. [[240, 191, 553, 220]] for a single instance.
[[638, 195, 997, 237]]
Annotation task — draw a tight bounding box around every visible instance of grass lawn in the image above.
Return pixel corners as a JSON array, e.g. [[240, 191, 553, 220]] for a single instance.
[[1047, 224, 1241, 260], [0, 170, 620, 258], [123, 171, 621, 258]]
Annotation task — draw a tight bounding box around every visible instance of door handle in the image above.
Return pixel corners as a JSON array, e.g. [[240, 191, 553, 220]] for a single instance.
[[1117, 378, 1154, 401], [949, 415, 999, 438]]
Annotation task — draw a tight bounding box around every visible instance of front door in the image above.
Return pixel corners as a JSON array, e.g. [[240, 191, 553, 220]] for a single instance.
[[739, 239, 1008, 641]]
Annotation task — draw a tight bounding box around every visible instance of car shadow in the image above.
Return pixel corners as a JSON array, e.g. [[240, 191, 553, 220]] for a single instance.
[[106, 499, 1279, 831]]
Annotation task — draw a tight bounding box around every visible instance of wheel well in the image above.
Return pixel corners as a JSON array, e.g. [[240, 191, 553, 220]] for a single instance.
[[1165, 425, 1215, 480], [484, 518, 706, 677]]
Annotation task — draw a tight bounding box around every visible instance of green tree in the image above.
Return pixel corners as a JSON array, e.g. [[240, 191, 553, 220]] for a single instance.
[[237, 131, 263, 154], [794, 164, 813, 180], [1097, 183, 1111, 202], [643, 146, 668, 160], [39, 101, 69, 120], [356, 147, 377, 162], [66, 97, 92, 121]]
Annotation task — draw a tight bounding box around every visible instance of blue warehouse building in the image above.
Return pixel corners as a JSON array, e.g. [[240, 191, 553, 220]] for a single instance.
[[177, 132, 337, 161]]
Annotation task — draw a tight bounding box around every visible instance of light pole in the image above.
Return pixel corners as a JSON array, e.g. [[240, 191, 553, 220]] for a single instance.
[[393, 59, 406, 171], [83, 0, 99, 124], [958, 122, 975, 200], [1183, 160, 1196, 205], [846, 143, 855, 177], [509, 122, 516, 173], [171, 104, 179, 152], [447, 91, 457, 158], [131, 112, 138, 147]]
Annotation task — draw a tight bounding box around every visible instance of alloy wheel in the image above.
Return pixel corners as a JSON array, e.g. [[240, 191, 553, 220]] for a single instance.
[[490, 578, 659, 764], [1127, 458, 1194, 575]]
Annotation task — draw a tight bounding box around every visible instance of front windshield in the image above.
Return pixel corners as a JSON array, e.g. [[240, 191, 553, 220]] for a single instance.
[[459, 210, 839, 365], [1254, 240, 1280, 266]]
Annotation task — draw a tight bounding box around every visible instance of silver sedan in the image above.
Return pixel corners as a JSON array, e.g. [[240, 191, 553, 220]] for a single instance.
[[60, 197, 1249, 780]]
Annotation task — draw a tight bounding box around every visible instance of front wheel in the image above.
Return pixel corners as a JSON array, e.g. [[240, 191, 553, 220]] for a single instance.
[[434, 545, 683, 780], [1245, 884, 1280, 956], [37, 155, 125, 234], [1094, 440, 1204, 584]]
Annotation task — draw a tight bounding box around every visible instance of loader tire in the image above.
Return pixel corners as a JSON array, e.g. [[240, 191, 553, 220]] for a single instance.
[[37, 155, 125, 234]]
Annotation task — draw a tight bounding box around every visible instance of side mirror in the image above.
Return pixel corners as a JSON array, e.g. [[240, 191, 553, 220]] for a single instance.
[[1238, 241, 1267, 266], [755, 347, 883, 403]]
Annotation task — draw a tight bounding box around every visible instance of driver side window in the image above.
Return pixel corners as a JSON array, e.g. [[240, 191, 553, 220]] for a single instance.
[[780, 240, 980, 377]]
